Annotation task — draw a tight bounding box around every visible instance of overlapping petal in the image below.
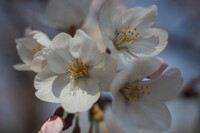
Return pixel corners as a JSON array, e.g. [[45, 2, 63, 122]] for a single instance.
[[112, 94, 138, 133], [34, 67, 70, 103], [99, 0, 123, 40], [134, 101, 171, 133], [47, 33, 73, 74], [111, 58, 162, 93], [15, 38, 35, 64], [142, 68, 183, 101], [70, 30, 104, 66], [119, 5, 157, 33], [88, 53, 117, 91], [127, 28, 168, 57]]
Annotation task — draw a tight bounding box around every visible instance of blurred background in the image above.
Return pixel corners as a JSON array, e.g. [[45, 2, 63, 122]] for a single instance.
[[0, 0, 200, 133]]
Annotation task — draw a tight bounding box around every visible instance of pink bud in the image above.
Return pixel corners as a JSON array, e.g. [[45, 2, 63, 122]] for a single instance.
[[41, 116, 64, 133]]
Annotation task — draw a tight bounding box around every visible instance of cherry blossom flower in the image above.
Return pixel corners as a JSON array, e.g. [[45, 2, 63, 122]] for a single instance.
[[34, 29, 116, 113], [13, 28, 51, 72], [99, 1, 168, 66], [39, 0, 92, 30], [111, 58, 183, 133]]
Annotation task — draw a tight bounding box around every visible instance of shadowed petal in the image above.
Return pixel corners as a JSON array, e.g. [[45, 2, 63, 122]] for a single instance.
[[60, 78, 100, 113]]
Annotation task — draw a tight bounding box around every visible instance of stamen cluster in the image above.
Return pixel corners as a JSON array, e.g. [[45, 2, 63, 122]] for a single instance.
[[32, 44, 44, 59], [113, 27, 140, 50], [120, 83, 149, 102], [65, 59, 88, 78]]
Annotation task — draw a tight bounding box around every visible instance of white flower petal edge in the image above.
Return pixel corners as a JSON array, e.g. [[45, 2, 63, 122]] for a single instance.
[[143, 68, 183, 101], [135, 101, 171, 133], [127, 28, 168, 57], [111, 58, 183, 133], [14, 28, 51, 72], [99, 1, 168, 66], [34, 66, 70, 103], [30, 30, 52, 47], [13, 63, 31, 71]]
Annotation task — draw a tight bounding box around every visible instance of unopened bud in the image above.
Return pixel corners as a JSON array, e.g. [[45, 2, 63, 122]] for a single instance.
[[41, 116, 64, 133]]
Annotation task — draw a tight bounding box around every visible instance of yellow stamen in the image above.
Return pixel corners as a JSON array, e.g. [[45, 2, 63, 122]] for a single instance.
[[120, 83, 150, 102], [32, 44, 44, 60], [65, 59, 88, 79], [113, 27, 141, 50]]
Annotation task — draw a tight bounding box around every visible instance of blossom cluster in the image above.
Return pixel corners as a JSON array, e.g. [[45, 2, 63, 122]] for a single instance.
[[14, 0, 183, 133]]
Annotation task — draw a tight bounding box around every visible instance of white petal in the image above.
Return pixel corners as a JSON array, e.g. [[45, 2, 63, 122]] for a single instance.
[[127, 36, 159, 57], [34, 67, 70, 103], [52, 32, 72, 47], [16, 37, 38, 51], [88, 53, 117, 91], [31, 50, 47, 72], [127, 28, 167, 58], [105, 107, 127, 133], [143, 28, 168, 42], [118, 7, 145, 31], [111, 58, 162, 93], [138, 28, 168, 56], [47, 33, 72, 74], [13, 63, 32, 71], [99, 0, 123, 40], [131, 5, 157, 30], [15, 39, 35, 64], [70, 30, 104, 66], [60, 78, 100, 113], [142, 68, 183, 101], [30, 30, 52, 47], [112, 94, 138, 133], [134, 101, 171, 132]]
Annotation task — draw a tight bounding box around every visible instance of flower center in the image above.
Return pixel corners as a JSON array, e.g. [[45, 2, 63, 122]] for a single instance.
[[113, 27, 140, 50], [65, 59, 88, 79], [120, 83, 149, 102], [32, 44, 44, 60]]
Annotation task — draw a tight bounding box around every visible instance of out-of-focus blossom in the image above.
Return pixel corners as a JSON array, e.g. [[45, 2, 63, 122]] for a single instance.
[[99, 1, 168, 66], [39, 0, 92, 30], [41, 116, 64, 133], [13, 28, 51, 72], [34, 30, 117, 113], [81, 0, 108, 52], [111, 58, 183, 133]]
